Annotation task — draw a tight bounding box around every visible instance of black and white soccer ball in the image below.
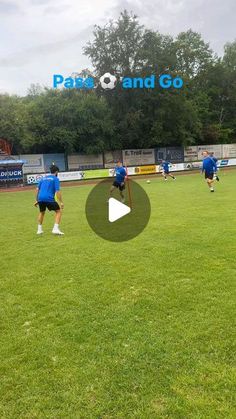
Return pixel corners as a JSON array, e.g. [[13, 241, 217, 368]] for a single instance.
[[27, 175, 37, 184], [99, 73, 117, 90]]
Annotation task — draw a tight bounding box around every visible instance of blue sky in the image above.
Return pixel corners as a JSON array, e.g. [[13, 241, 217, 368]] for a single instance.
[[0, 0, 235, 95]]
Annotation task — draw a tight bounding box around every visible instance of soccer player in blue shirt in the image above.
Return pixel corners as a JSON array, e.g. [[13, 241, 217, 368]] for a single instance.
[[161, 160, 176, 181], [202, 151, 218, 192], [110, 160, 127, 203], [34, 165, 64, 235]]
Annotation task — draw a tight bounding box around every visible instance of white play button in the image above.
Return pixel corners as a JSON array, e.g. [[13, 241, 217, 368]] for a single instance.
[[108, 198, 131, 223]]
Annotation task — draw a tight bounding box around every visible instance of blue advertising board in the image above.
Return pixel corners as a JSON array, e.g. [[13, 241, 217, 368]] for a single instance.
[[0, 167, 23, 180], [155, 147, 184, 162]]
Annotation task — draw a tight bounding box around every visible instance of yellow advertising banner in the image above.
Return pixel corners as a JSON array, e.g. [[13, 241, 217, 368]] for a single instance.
[[134, 165, 157, 175]]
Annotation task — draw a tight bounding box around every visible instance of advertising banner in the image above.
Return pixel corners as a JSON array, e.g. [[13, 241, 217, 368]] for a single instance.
[[222, 144, 236, 158], [218, 158, 236, 167], [156, 147, 184, 162], [169, 163, 185, 172], [155, 148, 166, 162], [58, 171, 84, 181], [83, 169, 109, 179], [20, 154, 44, 174], [109, 166, 157, 177], [227, 158, 236, 166], [134, 165, 156, 175], [26, 157, 236, 185], [43, 153, 66, 172], [104, 150, 122, 168], [0, 167, 23, 180], [184, 161, 202, 170], [68, 154, 103, 170], [122, 149, 155, 166], [197, 145, 222, 160], [184, 159, 236, 169], [184, 146, 198, 162], [126, 167, 136, 176], [27, 171, 84, 184], [166, 147, 184, 162]]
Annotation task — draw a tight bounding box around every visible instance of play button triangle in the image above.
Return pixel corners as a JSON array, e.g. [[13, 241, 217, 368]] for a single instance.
[[108, 198, 131, 223]]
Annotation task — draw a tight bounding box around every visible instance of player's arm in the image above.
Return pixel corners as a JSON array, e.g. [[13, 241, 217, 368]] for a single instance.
[[55, 178, 64, 208], [34, 180, 42, 206], [34, 188, 39, 206], [56, 190, 64, 209], [121, 168, 127, 185]]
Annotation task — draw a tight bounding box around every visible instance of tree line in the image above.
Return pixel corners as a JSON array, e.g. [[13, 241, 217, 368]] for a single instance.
[[0, 10, 236, 154]]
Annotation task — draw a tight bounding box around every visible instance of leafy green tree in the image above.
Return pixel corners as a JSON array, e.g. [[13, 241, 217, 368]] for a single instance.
[[84, 10, 144, 76], [175, 30, 215, 77], [149, 91, 201, 146], [0, 94, 27, 153], [136, 30, 176, 74], [22, 89, 115, 154], [193, 55, 236, 142], [223, 40, 236, 70]]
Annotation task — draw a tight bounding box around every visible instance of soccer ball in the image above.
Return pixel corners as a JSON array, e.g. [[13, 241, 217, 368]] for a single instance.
[[100, 73, 117, 90], [146, 180, 150, 184], [27, 175, 36, 184]]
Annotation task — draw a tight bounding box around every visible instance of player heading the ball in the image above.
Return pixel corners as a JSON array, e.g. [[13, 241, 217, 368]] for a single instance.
[[110, 160, 127, 203], [34, 165, 64, 235]]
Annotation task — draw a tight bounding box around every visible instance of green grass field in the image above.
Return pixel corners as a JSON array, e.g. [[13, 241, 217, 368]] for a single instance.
[[0, 171, 235, 418]]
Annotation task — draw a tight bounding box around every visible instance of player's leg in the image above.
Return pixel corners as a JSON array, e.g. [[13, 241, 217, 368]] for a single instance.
[[162, 171, 167, 181], [49, 202, 64, 235], [110, 185, 115, 196], [119, 189, 125, 203], [168, 173, 176, 180], [207, 175, 214, 192], [37, 211, 45, 234], [55, 209, 62, 224], [37, 202, 46, 234], [120, 191, 125, 203], [110, 180, 119, 197], [214, 172, 220, 181], [52, 209, 64, 235], [119, 183, 125, 203]]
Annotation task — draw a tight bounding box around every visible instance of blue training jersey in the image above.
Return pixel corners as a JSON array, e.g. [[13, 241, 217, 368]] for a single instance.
[[202, 157, 217, 174], [162, 161, 170, 172], [38, 174, 60, 202], [115, 166, 126, 183]]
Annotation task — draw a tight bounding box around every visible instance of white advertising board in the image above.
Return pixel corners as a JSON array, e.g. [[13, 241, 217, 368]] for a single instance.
[[197, 145, 222, 160], [27, 171, 84, 184], [122, 149, 155, 166], [21, 154, 44, 174], [222, 144, 236, 158], [68, 154, 103, 169], [184, 146, 198, 162]]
